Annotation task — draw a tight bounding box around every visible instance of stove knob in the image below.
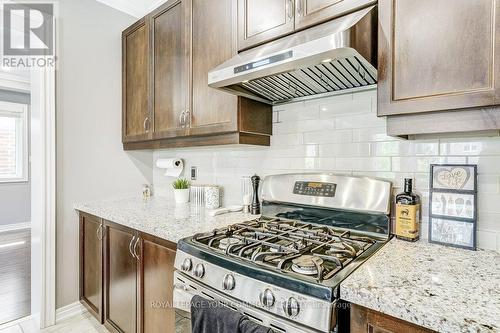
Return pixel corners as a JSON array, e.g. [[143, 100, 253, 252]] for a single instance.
[[181, 258, 192, 272], [283, 297, 300, 317], [194, 263, 205, 278], [222, 274, 235, 290], [259, 289, 275, 308]]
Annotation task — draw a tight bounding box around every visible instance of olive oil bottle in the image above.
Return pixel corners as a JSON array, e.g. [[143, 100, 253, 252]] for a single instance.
[[395, 178, 421, 241]]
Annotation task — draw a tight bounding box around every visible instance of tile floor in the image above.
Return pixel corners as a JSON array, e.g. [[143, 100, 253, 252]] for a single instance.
[[0, 313, 106, 333], [0, 311, 191, 333]]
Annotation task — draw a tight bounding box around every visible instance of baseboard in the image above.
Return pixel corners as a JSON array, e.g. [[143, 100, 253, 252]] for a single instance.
[[0, 316, 32, 330], [55, 301, 87, 323], [0, 222, 30, 233]]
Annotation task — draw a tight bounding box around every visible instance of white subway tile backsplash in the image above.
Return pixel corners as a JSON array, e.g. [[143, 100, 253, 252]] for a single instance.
[[371, 141, 439, 157], [303, 129, 352, 144], [476, 212, 500, 232], [319, 99, 371, 118], [477, 175, 500, 194], [335, 113, 386, 129], [319, 143, 370, 157], [477, 230, 498, 251], [153, 90, 500, 250], [392, 156, 467, 173], [273, 118, 335, 135], [276, 103, 319, 122], [336, 157, 391, 172], [440, 138, 500, 156], [497, 234, 500, 253], [467, 156, 500, 174], [478, 195, 500, 214], [270, 133, 304, 147], [352, 127, 399, 142]]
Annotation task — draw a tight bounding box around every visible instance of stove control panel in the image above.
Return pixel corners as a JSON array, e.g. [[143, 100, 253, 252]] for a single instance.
[[293, 181, 337, 197], [174, 250, 335, 332]]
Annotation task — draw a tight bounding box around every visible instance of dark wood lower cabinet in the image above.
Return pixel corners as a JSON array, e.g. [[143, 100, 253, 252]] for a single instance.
[[350, 304, 435, 333], [79, 213, 104, 323], [79, 213, 177, 333], [104, 222, 139, 333], [139, 234, 177, 333]]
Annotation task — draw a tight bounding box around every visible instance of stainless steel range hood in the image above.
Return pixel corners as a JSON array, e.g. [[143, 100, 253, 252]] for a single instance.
[[208, 5, 377, 106]]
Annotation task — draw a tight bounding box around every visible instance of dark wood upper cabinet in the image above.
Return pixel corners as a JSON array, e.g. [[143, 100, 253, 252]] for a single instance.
[[122, 0, 272, 150], [104, 222, 139, 333], [378, 0, 500, 116], [137, 234, 177, 333], [122, 18, 151, 143], [151, 0, 191, 139], [237, 0, 295, 51], [189, 0, 238, 136], [237, 0, 375, 50], [294, 0, 376, 30], [79, 213, 104, 323], [350, 304, 434, 333]]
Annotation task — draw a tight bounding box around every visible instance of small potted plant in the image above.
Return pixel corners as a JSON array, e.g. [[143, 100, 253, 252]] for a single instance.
[[172, 178, 191, 204]]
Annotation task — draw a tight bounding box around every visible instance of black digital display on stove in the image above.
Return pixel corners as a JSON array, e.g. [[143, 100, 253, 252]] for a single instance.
[[293, 181, 337, 197], [233, 51, 293, 74]]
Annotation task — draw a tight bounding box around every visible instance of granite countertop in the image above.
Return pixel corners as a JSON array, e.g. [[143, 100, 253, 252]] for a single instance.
[[341, 238, 500, 333], [74, 196, 256, 243]]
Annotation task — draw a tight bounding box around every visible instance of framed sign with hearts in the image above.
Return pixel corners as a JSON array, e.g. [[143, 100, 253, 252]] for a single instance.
[[432, 165, 475, 190], [429, 164, 477, 250]]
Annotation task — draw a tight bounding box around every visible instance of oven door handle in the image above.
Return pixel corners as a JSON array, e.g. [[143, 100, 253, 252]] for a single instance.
[[173, 283, 197, 312]]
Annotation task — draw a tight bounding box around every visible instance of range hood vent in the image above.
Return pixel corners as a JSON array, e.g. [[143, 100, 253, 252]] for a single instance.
[[240, 55, 376, 103], [208, 6, 377, 106]]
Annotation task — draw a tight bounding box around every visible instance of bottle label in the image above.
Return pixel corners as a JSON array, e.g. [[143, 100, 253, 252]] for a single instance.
[[395, 203, 420, 240]]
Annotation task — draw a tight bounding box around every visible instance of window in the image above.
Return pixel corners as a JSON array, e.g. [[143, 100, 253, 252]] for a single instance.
[[0, 101, 28, 182]]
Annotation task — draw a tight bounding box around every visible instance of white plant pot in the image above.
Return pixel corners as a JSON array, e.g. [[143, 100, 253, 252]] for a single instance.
[[174, 188, 190, 204]]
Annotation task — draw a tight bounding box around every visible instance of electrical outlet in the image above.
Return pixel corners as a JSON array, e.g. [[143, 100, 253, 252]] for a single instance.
[[191, 166, 197, 180]]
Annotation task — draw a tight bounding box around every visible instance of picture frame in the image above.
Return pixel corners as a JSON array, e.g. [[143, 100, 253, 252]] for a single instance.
[[429, 164, 477, 250]]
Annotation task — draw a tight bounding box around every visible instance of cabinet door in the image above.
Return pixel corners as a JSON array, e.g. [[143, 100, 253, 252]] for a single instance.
[[79, 213, 103, 323], [350, 304, 434, 333], [189, 0, 238, 136], [378, 0, 500, 116], [122, 18, 151, 143], [238, 0, 295, 51], [104, 223, 138, 333], [137, 234, 177, 333], [151, 0, 191, 139], [294, 0, 375, 30]]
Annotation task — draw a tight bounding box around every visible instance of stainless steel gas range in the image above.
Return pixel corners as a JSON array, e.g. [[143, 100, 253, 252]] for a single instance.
[[173, 173, 392, 332]]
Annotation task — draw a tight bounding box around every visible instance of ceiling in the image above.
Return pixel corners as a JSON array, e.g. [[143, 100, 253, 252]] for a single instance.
[[96, 0, 166, 18]]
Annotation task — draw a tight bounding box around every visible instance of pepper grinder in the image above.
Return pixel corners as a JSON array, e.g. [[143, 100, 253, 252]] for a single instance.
[[251, 175, 261, 215]]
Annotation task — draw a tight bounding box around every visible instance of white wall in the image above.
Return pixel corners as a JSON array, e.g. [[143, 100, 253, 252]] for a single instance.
[[0, 182, 30, 225], [56, 0, 153, 308], [0, 90, 30, 226], [154, 89, 500, 252]]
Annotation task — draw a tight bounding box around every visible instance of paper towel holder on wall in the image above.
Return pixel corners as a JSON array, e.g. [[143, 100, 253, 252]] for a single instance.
[[156, 158, 184, 177]]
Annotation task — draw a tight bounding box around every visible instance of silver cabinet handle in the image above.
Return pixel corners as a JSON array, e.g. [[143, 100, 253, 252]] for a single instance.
[[286, 0, 293, 20], [297, 0, 303, 16], [133, 237, 140, 261], [97, 223, 104, 240], [129, 235, 136, 258], [143, 117, 150, 133], [184, 109, 190, 128], [179, 110, 185, 127]]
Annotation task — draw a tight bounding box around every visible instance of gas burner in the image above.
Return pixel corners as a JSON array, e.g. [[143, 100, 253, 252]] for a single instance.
[[219, 237, 242, 250], [291, 255, 323, 275], [269, 239, 306, 253]]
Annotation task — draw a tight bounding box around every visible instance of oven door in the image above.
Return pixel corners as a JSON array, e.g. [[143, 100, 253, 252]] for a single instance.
[[173, 271, 332, 333]]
